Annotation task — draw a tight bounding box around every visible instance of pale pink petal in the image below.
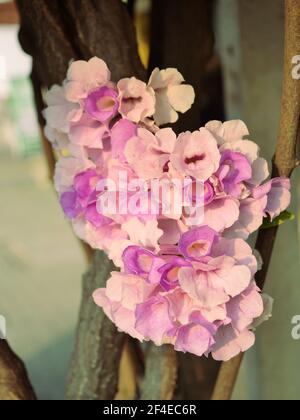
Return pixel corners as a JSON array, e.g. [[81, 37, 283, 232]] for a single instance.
[[266, 178, 291, 220], [122, 219, 163, 252], [203, 197, 240, 232], [205, 119, 249, 145], [224, 196, 267, 239], [118, 77, 155, 123], [221, 265, 251, 297], [155, 127, 177, 153], [69, 115, 107, 148], [167, 84, 195, 113], [158, 219, 184, 245], [248, 157, 269, 185], [179, 267, 229, 308], [221, 140, 259, 163], [227, 283, 263, 332], [212, 237, 258, 276], [112, 305, 144, 341], [153, 91, 179, 125], [211, 327, 255, 361], [135, 296, 174, 345], [148, 67, 185, 89], [106, 272, 154, 310], [171, 128, 221, 181], [175, 322, 215, 357]]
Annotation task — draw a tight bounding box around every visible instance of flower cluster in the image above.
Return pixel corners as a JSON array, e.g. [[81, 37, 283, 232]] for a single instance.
[[44, 57, 291, 361]]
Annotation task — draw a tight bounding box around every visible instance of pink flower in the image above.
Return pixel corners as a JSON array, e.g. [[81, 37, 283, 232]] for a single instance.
[[148, 68, 195, 126], [216, 150, 252, 198], [170, 128, 221, 181], [178, 226, 219, 261], [117, 77, 155, 123], [210, 326, 255, 362], [135, 296, 175, 345], [205, 119, 249, 145], [206, 119, 270, 186], [121, 219, 164, 253], [44, 59, 284, 362], [65, 57, 111, 102], [179, 255, 252, 308], [212, 237, 258, 276], [60, 169, 113, 228], [54, 156, 95, 193], [224, 196, 268, 239], [124, 127, 177, 179], [226, 283, 264, 332], [84, 86, 119, 122], [174, 313, 217, 357], [110, 119, 137, 161], [44, 85, 82, 133], [122, 245, 165, 284], [93, 288, 144, 341], [252, 177, 291, 220], [202, 196, 240, 232]]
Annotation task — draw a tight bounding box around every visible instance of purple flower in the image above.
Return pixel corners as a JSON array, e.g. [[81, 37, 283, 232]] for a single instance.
[[60, 168, 113, 227], [73, 169, 99, 206], [174, 312, 217, 357], [84, 86, 119, 122], [216, 150, 252, 197], [178, 226, 219, 261], [85, 203, 113, 228], [158, 257, 192, 291], [110, 119, 137, 161], [60, 190, 82, 219], [122, 246, 165, 284]]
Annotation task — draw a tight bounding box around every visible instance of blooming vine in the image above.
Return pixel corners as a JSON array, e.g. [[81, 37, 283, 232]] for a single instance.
[[44, 57, 291, 361]]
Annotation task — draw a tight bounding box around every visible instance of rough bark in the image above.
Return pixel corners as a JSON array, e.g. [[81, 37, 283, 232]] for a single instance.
[[66, 251, 124, 400], [148, 0, 223, 133], [16, 0, 146, 400], [0, 341, 36, 400], [212, 0, 300, 400], [140, 345, 178, 400]]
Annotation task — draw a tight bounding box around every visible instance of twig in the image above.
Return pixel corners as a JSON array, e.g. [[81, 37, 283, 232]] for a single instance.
[[212, 0, 300, 400]]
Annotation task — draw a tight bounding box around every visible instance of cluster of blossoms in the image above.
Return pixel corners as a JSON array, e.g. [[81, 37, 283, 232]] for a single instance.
[[44, 57, 291, 361]]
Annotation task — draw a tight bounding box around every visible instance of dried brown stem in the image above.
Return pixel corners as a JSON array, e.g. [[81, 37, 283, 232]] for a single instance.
[[212, 0, 300, 400]]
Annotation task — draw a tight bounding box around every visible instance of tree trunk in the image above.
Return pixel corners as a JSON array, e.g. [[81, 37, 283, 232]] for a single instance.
[[16, 0, 145, 400]]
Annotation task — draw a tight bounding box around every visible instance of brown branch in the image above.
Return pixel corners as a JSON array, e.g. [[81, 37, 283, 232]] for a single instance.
[[16, 0, 146, 400], [140, 345, 178, 400], [0, 341, 36, 400], [212, 0, 300, 400], [66, 251, 124, 400]]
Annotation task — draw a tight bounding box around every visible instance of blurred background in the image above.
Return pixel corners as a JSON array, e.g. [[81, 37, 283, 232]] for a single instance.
[[0, 0, 299, 400]]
